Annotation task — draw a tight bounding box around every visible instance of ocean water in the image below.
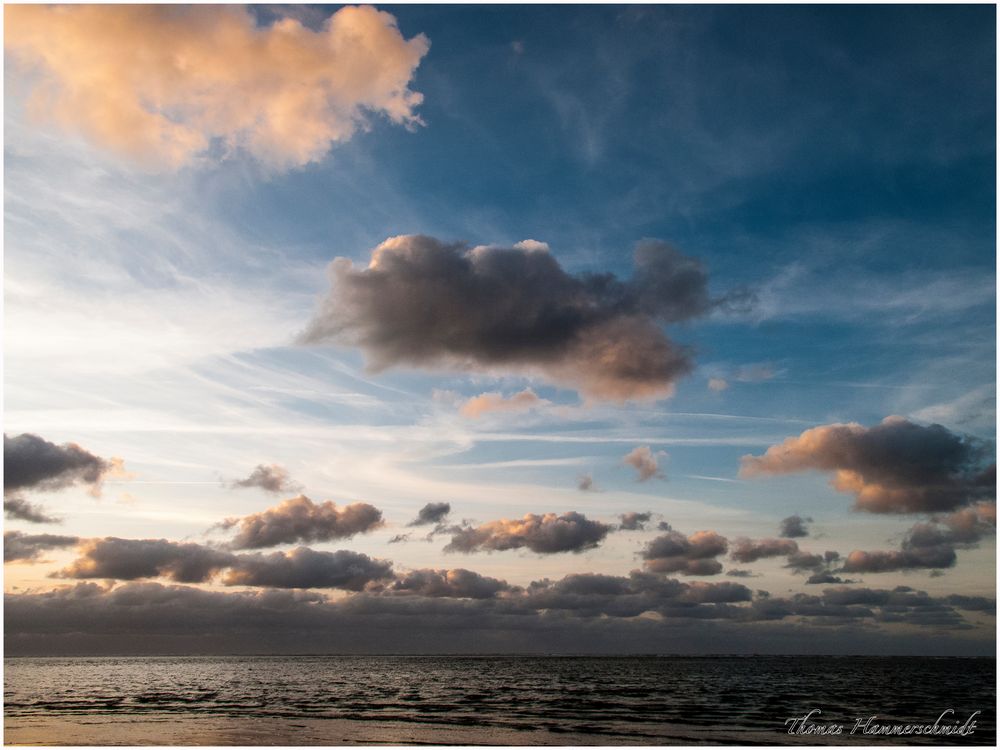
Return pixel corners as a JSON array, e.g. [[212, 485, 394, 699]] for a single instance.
[[4, 655, 995, 745]]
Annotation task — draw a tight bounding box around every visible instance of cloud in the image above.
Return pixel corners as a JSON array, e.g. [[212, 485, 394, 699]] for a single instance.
[[4, 5, 429, 170], [779, 515, 811, 538], [641, 530, 728, 576], [707, 377, 729, 392], [222, 547, 393, 590], [618, 511, 653, 531], [577, 474, 598, 492], [725, 569, 759, 578], [388, 568, 510, 599], [3, 497, 60, 524], [57, 538, 393, 591], [4, 433, 124, 523], [4, 531, 79, 563], [444, 512, 612, 554], [459, 388, 548, 418], [622, 445, 664, 481], [230, 464, 301, 494], [298, 235, 746, 401], [222, 495, 383, 549], [734, 364, 777, 383], [406, 502, 451, 527], [729, 537, 799, 564], [841, 502, 996, 574], [5, 576, 992, 656], [740, 416, 995, 513], [59, 538, 236, 583]]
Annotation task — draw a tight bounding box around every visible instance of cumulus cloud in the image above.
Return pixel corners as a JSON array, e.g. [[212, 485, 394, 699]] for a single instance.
[[298, 235, 747, 401], [444, 512, 612, 554], [641, 530, 728, 576], [223, 547, 393, 590], [407, 502, 451, 527], [779, 515, 811, 538], [740, 416, 995, 513], [5, 5, 429, 170], [59, 538, 236, 583], [222, 495, 383, 549], [623, 446, 664, 481], [388, 568, 509, 599], [4, 531, 79, 563], [57, 538, 393, 591], [729, 537, 799, 564], [577, 474, 598, 492], [725, 569, 759, 578], [230, 464, 301, 494], [4, 433, 124, 523], [459, 388, 548, 418], [618, 511, 653, 531], [841, 502, 996, 574]]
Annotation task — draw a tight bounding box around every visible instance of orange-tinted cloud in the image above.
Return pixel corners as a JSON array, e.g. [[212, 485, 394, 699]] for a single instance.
[[5, 5, 429, 170], [740, 416, 995, 513], [459, 388, 548, 418]]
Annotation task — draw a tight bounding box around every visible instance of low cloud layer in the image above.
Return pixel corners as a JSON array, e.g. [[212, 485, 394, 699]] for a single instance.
[[444, 512, 612, 554], [641, 530, 729, 576], [4, 433, 123, 523], [459, 388, 547, 418], [741, 417, 995, 513], [842, 502, 996, 574], [221, 495, 383, 549], [779, 515, 811, 538], [407, 502, 451, 527], [623, 446, 663, 481], [230, 464, 301, 494], [299, 235, 748, 401], [4, 531, 79, 563], [5, 5, 429, 170], [7, 578, 991, 656]]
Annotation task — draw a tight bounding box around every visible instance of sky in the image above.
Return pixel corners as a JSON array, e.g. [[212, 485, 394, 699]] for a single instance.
[[3, 3, 996, 656]]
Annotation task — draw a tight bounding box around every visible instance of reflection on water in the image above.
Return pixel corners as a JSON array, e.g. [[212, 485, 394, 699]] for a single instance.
[[4, 655, 995, 745]]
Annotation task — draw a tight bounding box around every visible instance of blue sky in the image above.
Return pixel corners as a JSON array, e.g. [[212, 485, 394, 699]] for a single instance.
[[3, 4, 996, 654]]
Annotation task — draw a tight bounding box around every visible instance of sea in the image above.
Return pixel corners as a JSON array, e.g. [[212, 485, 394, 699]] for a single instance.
[[3, 655, 995, 745]]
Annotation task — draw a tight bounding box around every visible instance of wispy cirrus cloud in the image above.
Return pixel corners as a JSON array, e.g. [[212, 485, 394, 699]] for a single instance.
[[5, 5, 429, 170]]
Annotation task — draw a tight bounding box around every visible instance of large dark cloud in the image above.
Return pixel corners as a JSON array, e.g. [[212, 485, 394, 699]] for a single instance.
[[57, 538, 394, 591], [4, 531, 79, 563], [740, 417, 995, 513], [59, 538, 236, 583], [407, 502, 451, 527], [444, 511, 612, 554], [841, 503, 996, 574], [4, 433, 122, 523], [779, 515, 811, 538], [221, 495, 383, 549], [641, 530, 728, 576], [230, 464, 301, 494], [298, 235, 748, 401], [223, 547, 394, 590], [729, 537, 799, 564]]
